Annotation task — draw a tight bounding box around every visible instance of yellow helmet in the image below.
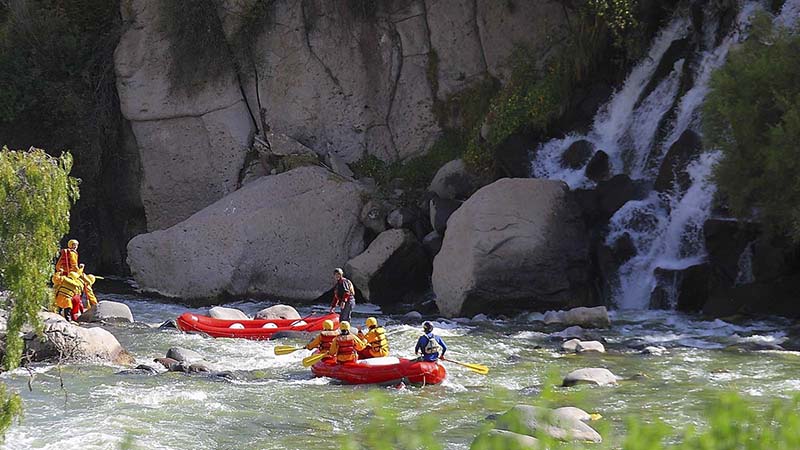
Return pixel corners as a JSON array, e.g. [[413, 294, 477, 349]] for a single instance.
[[365, 317, 378, 328], [67, 239, 79, 249], [339, 321, 350, 332], [322, 319, 334, 331]]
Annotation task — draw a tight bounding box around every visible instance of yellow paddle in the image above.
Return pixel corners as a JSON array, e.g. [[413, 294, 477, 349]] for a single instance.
[[302, 352, 329, 367], [274, 345, 305, 356], [440, 357, 489, 375]]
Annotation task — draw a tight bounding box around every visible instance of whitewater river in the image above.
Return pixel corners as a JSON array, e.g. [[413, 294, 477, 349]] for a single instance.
[[2, 288, 800, 449]]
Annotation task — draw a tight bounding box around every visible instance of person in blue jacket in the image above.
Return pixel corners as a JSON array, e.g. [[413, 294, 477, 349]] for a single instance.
[[414, 321, 447, 362]]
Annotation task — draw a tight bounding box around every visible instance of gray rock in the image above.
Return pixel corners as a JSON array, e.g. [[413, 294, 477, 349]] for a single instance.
[[422, 231, 443, 258], [78, 301, 134, 323], [470, 429, 539, 450], [255, 305, 301, 320], [552, 407, 594, 423], [403, 311, 423, 320], [576, 341, 606, 354], [433, 179, 593, 317], [429, 159, 479, 200], [561, 338, 581, 353], [114, 0, 254, 230], [345, 229, 431, 305], [166, 347, 205, 364], [361, 200, 389, 234], [387, 207, 419, 230], [208, 307, 249, 321], [543, 307, 611, 329], [127, 167, 366, 301], [585, 150, 611, 182], [561, 140, 594, 169], [495, 405, 602, 443], [327, 152, 354, 178], [429, 196, 462, 234], [23, 321, 134, 365], [562, 368, 620, 387], [655, 129, 703, 193], [641, 346, 667, 356]]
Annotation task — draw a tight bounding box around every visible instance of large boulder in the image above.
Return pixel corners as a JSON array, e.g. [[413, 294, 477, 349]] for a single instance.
[[584, 150, 611, 182], [345, 229, 431, 305], [433, 179, 593, 317], [428, 159, 480, 201], [77, 301, 134, 323], [361, 200, 389, 235], [494, 405, 602, 443], [127, 166, 366, 301], [255, 305, 301, 320], [114, 0, 254, 230], [23, 318, 134, 365], [543, 306, 611, 329], [562, 368, 620, 387], [209, 306, 250, 320]]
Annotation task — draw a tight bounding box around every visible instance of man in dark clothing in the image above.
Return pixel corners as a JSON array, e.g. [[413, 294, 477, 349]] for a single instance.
[[329, 267, 355, 323]]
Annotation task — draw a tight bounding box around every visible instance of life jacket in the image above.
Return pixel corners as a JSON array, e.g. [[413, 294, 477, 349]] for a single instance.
[[366, 326, 389, 356], [53, 273, 84, 309], [319, 330, 337, 353], [55, 249, 78, 275], [333, 278, 355, 303], [334, 333, 358, 363], [423, 333, 441, 355]]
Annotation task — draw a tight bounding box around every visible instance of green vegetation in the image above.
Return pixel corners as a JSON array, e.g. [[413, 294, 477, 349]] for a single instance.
[[0, 147, 79, 441], [463, 0, 645, 175], [0, 148, 79, 369], [704, 14, 800, 240], [343, 386, 800, 449], [351, 130, 466, 200], [0, 0, 121, 151]]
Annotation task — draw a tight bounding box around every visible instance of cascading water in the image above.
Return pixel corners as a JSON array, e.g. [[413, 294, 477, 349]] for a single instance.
[[530, 1, 787, 309]]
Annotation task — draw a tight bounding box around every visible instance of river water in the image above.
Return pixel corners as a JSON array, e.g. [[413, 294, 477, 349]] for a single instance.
[[1, 289, 799, 449]]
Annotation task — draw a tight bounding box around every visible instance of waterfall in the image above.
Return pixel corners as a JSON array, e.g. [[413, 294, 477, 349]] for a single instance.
[[530, 2, 772, 309]]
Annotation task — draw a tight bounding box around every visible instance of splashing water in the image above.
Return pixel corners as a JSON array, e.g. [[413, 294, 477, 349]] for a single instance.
[[531, 3, 769, 309]]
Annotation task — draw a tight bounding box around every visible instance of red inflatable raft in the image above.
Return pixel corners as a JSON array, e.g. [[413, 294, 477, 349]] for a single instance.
[[311, 356, 447, 385], [175, 312, 339, 340]]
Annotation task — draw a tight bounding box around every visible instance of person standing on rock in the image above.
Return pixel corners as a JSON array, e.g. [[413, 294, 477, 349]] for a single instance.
[[415, 321, 447, 362], [329, 268, 355, 323], [327, 321, 367, 364], [55, 239, 80, 275]]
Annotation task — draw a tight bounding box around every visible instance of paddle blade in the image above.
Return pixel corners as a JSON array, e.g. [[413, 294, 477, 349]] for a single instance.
[[302, 352, 328, 367], [274, 345, 303, 356], [442, 357, 489, 375]]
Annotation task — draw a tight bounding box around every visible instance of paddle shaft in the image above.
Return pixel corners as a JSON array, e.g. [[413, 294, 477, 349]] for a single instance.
[[441, 357, 489, 375]]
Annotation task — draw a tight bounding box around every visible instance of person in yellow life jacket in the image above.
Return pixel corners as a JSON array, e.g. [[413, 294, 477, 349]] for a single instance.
[[52, 271, 84, 322], [327, 321, 366, 364], [55, 239, 80, 275], [80, 273, 100, 309], [305, 319, 338, 354], [357, 316, 389, 359]]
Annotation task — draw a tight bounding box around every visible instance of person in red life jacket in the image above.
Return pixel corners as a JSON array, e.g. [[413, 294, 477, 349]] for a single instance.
[[357, 316, 389, 359], [414, 321, 447, 362], [55, 239, 80, 275], [70, 291, 85, 322], [327, 321, 366, 364], [305, 319, 338, 355], [329, 267, 355, 323]]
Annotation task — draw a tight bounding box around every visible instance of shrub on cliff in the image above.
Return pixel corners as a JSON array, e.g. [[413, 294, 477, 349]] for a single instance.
[[704, 15, 800, 239]]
